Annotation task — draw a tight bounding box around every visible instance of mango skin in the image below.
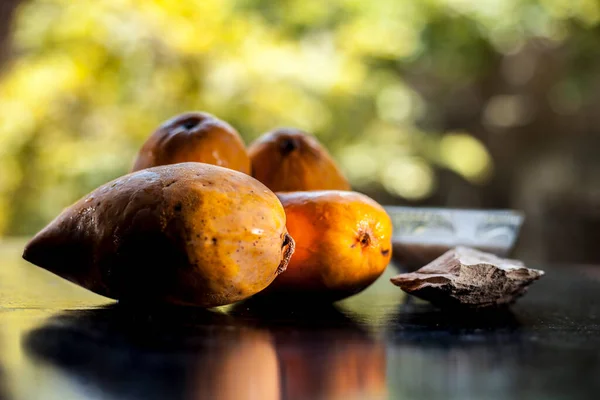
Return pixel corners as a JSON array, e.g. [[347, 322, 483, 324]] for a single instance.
[[132, 112, 251, 174], [23, 163, 294, 307], [268, 190, 392, 300], [248, 128, 350, 192]]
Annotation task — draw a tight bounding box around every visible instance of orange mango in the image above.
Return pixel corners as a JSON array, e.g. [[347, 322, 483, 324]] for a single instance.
[[23, 163, 294, 307], [268, 190, 392, 300], [248, 128, 350, 192], [132, 112, 251, 174]]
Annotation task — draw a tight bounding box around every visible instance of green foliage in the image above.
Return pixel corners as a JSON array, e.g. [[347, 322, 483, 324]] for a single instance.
[[0, 0, 598, 235]]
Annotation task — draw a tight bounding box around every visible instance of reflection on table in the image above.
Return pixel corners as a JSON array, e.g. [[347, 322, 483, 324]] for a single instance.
[[23, 303, 387, 400]]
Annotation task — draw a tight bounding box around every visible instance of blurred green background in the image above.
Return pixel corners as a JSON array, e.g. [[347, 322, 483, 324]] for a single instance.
[[1, 0, 599, 263]]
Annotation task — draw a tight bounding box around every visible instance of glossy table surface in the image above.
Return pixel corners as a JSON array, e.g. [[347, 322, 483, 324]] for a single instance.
[[1, 239, 599, 400]]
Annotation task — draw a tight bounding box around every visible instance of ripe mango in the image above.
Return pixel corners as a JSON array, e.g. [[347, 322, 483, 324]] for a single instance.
[[23, 163, 294, 307], [248, 128, 350, 192], [132, 112, 251, 174], [268, 190, 392, 300]]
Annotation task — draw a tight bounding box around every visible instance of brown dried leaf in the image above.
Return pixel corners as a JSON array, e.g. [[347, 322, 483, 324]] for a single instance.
[[390, 246, 544, 308]]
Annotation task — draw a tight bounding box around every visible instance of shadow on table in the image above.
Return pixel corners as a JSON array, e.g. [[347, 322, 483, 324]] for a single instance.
[[23, 301, 388, 400], [385, 298, 600, 400], [392, 297, 522, 334], [228, 295, 365, 329]]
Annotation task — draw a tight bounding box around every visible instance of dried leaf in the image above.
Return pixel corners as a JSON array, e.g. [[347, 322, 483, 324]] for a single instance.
[[391, 246, 544, 308]]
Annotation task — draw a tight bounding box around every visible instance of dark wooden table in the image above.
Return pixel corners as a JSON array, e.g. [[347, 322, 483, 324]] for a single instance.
[[1, 239, 599, 400]]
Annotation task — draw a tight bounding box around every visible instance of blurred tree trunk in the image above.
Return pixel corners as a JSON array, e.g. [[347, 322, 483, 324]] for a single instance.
[[0, 0, 20, 66], [410, 38, 600, 264]]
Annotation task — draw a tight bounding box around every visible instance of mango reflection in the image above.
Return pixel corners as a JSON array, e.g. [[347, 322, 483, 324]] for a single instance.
[[276, 331, 387, 400], [230, 300, 388, 400], [191, 329, 280, 400], [23, 306, 280, 400]]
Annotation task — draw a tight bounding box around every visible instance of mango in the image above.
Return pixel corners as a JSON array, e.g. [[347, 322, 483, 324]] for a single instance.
[[23, 163, 294, 307], [132, 112, 251, 174], [248, 128, 350, 192], [267, 190, 392, 300]]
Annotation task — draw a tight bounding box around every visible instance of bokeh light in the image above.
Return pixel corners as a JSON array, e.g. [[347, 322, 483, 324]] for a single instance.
[[439, 133, 493, 184], [381, 158, 436, 200]]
